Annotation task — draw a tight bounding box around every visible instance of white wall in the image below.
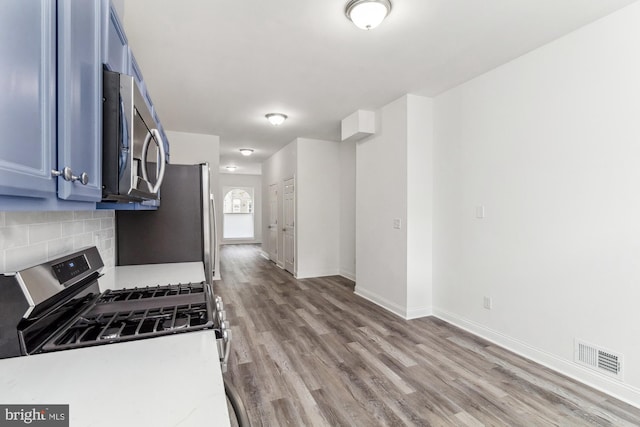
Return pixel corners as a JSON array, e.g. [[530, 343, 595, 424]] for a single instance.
[[339, 140, 356, 281], [219, 173, 262, 244], [262, 140, 297, 267], [406, 95, 434, 318], [262, 138, 346, 278], [355, 95, 434, 318], [296, 138, 340, 278], [432, 1, 640, 405], [355, 96, 409, 314], [166, 131, 221, 279], [0, 211, 115, 274]]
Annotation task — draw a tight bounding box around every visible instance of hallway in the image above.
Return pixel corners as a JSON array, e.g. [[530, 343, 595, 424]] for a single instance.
[[214, 245, 640, 426]]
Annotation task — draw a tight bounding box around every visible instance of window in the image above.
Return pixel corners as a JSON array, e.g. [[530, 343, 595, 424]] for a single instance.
[[223, 188, 254, 239], [223, 189, 252, 213]]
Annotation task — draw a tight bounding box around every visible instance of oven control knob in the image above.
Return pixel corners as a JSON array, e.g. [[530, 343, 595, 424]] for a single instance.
[[220, 320, 230, 331], [215, 297, 224, 311], [221, 329, 232, 372]]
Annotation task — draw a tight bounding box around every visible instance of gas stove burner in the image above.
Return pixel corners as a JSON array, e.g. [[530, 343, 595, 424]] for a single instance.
[[170, 317, 189, 330], [101, 328, 121, 340]]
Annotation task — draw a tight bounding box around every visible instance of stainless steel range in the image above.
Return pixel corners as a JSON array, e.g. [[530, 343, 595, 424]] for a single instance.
[[0, 246, 231, 371]]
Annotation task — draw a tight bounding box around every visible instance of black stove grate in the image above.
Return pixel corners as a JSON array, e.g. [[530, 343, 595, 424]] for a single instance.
[[47, 302, 211, 350], [97, 282, 206, 303]]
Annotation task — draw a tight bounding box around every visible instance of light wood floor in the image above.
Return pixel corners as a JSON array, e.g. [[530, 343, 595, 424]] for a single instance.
[[215, 245, 640, 426]]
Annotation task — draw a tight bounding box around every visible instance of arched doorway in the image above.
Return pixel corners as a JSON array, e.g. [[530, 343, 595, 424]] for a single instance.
[[223, 188, 254, 239]]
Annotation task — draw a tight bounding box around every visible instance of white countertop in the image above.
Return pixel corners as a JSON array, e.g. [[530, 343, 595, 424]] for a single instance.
[[0, 331, 229, 427], [0, 262, 230, 427], [99, 262, 206, 291]]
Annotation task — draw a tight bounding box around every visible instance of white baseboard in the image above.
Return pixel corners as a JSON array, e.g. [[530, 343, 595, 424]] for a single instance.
[[353, 286, 431, 320], [339, 270, 356, 282], [259, 250, 270, 260], [406, 306, 432, 320], [354, 286, 408, 319], [295, 269, 340, 279], [221, 239, 262, 245], [433, 307, 640, 409]]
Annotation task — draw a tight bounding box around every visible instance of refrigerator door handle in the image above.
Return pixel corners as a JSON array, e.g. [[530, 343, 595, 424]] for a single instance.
[[210, 194, 217, 276]]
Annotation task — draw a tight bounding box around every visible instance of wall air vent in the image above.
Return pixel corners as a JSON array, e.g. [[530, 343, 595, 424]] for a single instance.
[[575, 339, 623, 379]]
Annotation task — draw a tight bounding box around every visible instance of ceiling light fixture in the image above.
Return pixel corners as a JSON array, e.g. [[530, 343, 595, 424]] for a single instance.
[[345, 0, 391, 30], [225, 166, 237, 172], [239, 148, 254, 156], [265, 113, 288, 126]]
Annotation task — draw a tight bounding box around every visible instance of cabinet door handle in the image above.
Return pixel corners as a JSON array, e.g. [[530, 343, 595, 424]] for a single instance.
[[76, 172, 89, 185], [52, 167, 73, 181], [52, 167, 89, 185]]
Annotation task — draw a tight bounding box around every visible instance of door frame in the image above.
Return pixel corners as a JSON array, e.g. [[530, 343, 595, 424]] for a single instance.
[[283, 176, 295, 275], [267, 182, 279, 262]]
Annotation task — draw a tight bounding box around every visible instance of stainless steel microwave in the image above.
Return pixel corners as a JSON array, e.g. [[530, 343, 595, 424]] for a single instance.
[[102, 69, 166, 202]]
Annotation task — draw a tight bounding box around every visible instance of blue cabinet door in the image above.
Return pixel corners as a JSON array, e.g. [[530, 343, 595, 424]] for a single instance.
[[57, 0, 102, 201], [102, 0, 128, 74], [0, 0, 56, 199]]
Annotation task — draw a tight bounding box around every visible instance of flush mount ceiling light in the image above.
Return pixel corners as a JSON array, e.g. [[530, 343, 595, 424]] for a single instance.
[[345, 0, 391, 30], [225, 166, 237, 172], [239, 148, 254, 156], [265, 113, 288, 126]]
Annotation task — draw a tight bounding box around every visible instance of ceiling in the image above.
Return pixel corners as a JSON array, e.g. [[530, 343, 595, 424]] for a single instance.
[[121, 0, 637, 175]]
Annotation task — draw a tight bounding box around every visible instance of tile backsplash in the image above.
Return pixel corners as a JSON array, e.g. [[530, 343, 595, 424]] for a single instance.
[[0, 211, 115, 274]]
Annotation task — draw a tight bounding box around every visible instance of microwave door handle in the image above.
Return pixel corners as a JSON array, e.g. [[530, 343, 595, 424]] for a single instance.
[[151, 129, 166, 194], [140, 129, 166, 194]]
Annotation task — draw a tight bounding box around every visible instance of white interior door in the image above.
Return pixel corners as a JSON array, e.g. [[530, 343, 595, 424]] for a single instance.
[[283, 178, 295, 274], [268, 183, 278, 261]]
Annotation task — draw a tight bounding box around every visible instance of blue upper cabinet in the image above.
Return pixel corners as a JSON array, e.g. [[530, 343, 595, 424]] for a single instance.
[[0, 0, 57, 199], [0, 0, 170, 211], [102, 0, 128, 74], [0, 0, 102, 209], [56, 0, 102, 202], [129, 52, 151, 111]]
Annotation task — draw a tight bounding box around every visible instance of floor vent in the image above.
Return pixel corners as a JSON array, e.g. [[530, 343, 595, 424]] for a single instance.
[[575, 340, 623, 379]]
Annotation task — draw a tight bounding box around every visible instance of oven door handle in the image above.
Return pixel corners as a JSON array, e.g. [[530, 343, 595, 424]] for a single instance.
[[140, 128, 166, 195]]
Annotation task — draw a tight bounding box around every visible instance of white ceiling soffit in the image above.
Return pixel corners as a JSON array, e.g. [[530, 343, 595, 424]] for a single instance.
[[121, 0, 637, 173]]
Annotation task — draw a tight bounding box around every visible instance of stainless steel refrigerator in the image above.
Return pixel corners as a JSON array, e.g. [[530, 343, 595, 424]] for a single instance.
[[116, 163, 217, 285]]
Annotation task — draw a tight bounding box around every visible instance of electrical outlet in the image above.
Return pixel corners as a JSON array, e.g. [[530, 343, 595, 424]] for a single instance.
[[393, 218, 401, 229], [483, 296, 492, 310]]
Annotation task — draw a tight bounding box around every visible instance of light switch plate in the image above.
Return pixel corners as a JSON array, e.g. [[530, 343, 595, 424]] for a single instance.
[[476, 206, 485, 219], [483, 296, 492, 310]]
